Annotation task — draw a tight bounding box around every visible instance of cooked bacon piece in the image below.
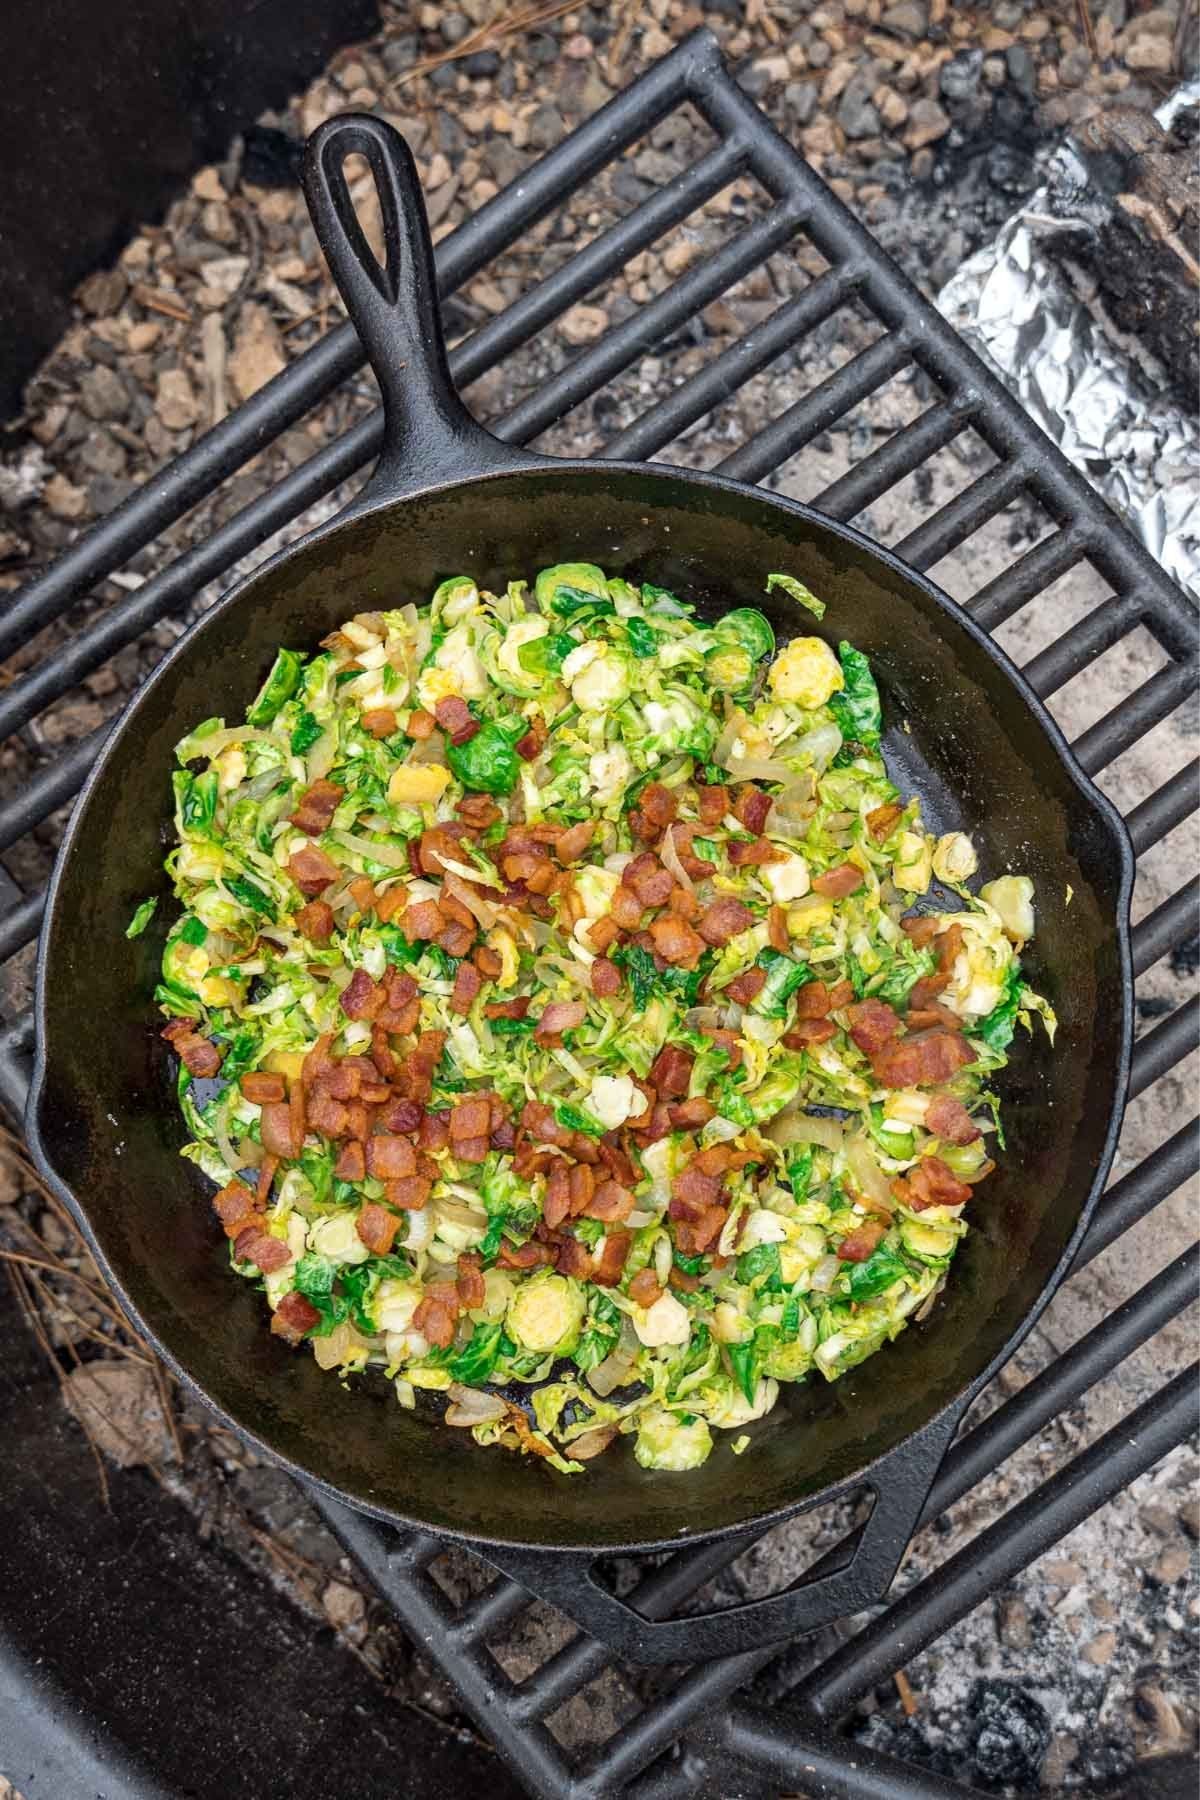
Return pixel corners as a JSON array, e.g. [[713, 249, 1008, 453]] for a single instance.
[[668, 1097, 716, 1130], [435, 695, 479, 745], [554, 821, 594, 865], [733, 784, 772, 835], [499, 1240, 556, 1270], [782, 1018, 838, 1048], [871, 1028, 976, 1089], [256, 1155, 279, 1209], [671, 1163, 724, 1214], [866, 802, 904, 841], [695, 781, 727, 826], [334, 1139, 366, 1181], [699, 1024, 742, 1069], [348, 875, 377, 913], [452, 799, 497, 838], [370, 1026, 397, 1082], [828, 979, 855, 1009], [907, 974, 949, 1011], [271, 1290, 321, 1345], [598, 1139, 639, 1186], [233, 1226, 291, 1272], [812, 861, 863, 898], [406, 708, 436, 740], [565, 1163, 594, 1217], [375, 1096, 420, 1135], [290, 778, 343, 837], [341, 969, 386, 1021], [520, 1099, 570, 1146], [456, 1252, 486, 1310], [515, 715, 547, 761], [726, 966, 766, 1005], [386, 1174, 433, 1210], [628, 1268, 664, 1308], [301, 1031, 334, 1089], [630, 781, 678, 842], [907, 1000, 964, 1032], [543, 1163, 571, 1229], [296, 900, 338, 943], [492, 1119, 516, 1151], [319, 1060, 363, 1101], [402, 898, 444, 942], [926, 1094, 981, 1144], [669, 1265, 702, 1294], [374, 884, 409, 925], [625, 854, 674, 908], [260, 1101, 303, 1160], [450, 1095, 492, 1142], [342, 1098, 370, 1144], [307, 1091, 349, 1138], [212, 1181, 260, 1237], [417, 1110, 449, 1152], [357, 1203, 400, 1255], [846, 998, 902, 1054], [161, 1022, 222, 1078], [360, 707, 397, 739], [674, 1203, 726, 1255], [649, 914, 705, 967], [697, 896, 754, 947], [535, 999, 586, 1042], [767, 904, 790, 953], [901, 913, 941, 949], [384, 967, 418, 1013], [793, 979, 832, 1020], [650, 1043, 694, 1099], [418, 825, 469, 877], [586, 914, 621, 953], [484, 994, 530, 1021], [451, 961, 483, 1016], [837, 1218, 888, 1262], [666, 883, 700, 923], [728, 837, 784, 867], [585, 1180, 635, 1223], [592, 1227, 633, 1285], [366, 1135, 417, 1180], [413, 1295, 458, 1349], [609, 885, 645, 931], [893, 1154, 973, 1212], [473, 944, 503, 978], [578, 959, 619, 1005]]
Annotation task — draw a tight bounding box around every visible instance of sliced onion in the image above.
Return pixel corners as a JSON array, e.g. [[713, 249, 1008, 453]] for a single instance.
[[766, 774, 818, 837], [445, 1384, 507, 1427], [627, 1209, 657, 1229], [660, 824, 694, 892], [810, 1255, 841, 1293], [768, 1111, 845, 1152], [313, 1323, 367, 1370], [684, 1006, 721, 1031], [915, 1275, 947, 1323], [332, 832, 412, 869], [844, 1133, 894, 1211], [306, 727, 338, 782], [713, 710, 748, 769], [244, 766, 285, 802], [570, 1423, 618, 1460], [443, 869, 500, 929], [791, 721, 843, 769], [188, 726, 283, 757], [235, 1137, 264, 1169], [726, 756, 795, 783], [436, 1196, 488, 1228], [587, 1351, 636, 1397]]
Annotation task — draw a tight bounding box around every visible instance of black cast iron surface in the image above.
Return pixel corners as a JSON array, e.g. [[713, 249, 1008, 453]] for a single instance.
[[0, 32, 1196, 1800]]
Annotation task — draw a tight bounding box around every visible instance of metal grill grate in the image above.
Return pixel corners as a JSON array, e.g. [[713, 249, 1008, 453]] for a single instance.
[[2, 31, 1196, 1798]]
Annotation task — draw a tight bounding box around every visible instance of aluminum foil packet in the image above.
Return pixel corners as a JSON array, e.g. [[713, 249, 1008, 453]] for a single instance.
[[937, 85, 1200, 599]]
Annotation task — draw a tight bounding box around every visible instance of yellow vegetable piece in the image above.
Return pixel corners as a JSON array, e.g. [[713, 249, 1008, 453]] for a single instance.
[[388, 763, 451, 806], [767, 637, 844, 709]]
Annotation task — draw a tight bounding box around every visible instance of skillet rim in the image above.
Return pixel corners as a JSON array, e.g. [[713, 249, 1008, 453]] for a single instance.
[[26, 458, 1135, 1554]]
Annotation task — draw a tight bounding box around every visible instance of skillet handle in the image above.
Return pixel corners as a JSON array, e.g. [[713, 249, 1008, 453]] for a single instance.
[[476, 1402, 966, 1665], [301, 113, 537, 502]]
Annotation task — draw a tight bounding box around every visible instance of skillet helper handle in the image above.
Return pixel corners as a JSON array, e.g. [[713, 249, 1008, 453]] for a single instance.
[[477, 1403, 965, 1666], [301, 113, 529, 501]]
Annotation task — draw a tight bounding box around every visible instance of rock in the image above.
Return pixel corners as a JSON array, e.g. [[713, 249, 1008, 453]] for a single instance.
[[192, 166, 226, 202], [1141, 1503, 1176, 1537], [968, 1680, 1051, 1789], [0, 1154, 21, 1204], [1124, 33, 1173, 72], [982, 54, 1007, 87], [1059, 45, 1093, 86], [991, 0, 1025, 25], [807, 39, 832, 67], [461, 49, 500, 76], [64, 1362, 175, 1468], [1040, 1734, 1079, 1788], [904, 97, 951, 148], [322, 1578, 367, 1639], [940, 49, 983, 101], [79, 365, 129, 422], [1134, 1685, 1185, 1744], [438, 10, 469, 44], [1150, 1545, 1192, 1586], [1005, 44, 1036, 94], [228, 304, 286, 401], [784, 81, 819, 125], [559, 303, 609, 347], [527, 31, 558, 64], [154, 367, 199, 431], [87, 474, 134, 514], [881, 0, 927, 39], [562, 32, 593, 59], [663, 240, 696, 276], [838, 73, 881, 139], [77, 268, 128, 316], [483, 136, 525, 187], [78, 429, 127, 477], [1178, 1498, 1200, 1541], [753, 53, 791, 85], [1082, 1629, 1117, 1665], [996, 1593, 1032, 1649]]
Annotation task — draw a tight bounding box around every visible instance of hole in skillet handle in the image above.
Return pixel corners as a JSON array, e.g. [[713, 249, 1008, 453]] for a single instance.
[[300, 112, 543, 504], [474, 1403, 965, 1664]]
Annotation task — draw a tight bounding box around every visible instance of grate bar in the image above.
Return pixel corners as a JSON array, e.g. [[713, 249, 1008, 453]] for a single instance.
[[1073, 659, 1198, 776], [1126, 760, 1199, 856], [718, 331, 912, 484], [445, 1576, 533, 1650], [813, 397, 970, 524], [1081, 1117, 1199, 1266], [717, 1704, 982, 1800], [602, 266, 860, 462], [0, 889, 44, 964], [0, 1016, 34, 1119], [966, 526, 1091, 632], [1132, 880, 1200, 978], [790, 1363, 1198, 1721], [1022, 594, 1142, 698], [891, 459, 1028, 575], [1129, 997, 1199, 1099], [0, 727, 110, 855]]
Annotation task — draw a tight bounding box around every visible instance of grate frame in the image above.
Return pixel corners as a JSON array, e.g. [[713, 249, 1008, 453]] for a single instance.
[[1, 30, 1196, 1800]]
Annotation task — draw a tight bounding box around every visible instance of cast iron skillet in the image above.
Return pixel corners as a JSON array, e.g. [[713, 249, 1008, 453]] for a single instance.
[[27, 116, 1133, 1661]]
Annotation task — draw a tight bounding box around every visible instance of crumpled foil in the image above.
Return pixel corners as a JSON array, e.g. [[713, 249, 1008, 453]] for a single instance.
[[937, 86, 1200, 598]]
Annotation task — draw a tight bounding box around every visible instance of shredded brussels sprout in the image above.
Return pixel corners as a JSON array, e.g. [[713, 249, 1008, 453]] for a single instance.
[[150, 565, 1054, 1476]]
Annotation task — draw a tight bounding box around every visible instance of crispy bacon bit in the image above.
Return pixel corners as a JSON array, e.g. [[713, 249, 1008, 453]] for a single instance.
[[334, 1140, 366, 1181], [728, 837, 784, 867], [630, 781, 678, 843], [726, 966, 766, 1005], [555, 820, 595, 865], [456, 1252, 486, 1310], [484, 994, 530, 1021], [413, 1295, 458, 1349], [365, 1135, 417, 1180], [866, 802, 904, 841], [609, 885, 645, 931], [416, 1111, 448, 1153], [837, 1219, 888, 1262], [812, 861, 864, 898], [375, 884, 409, 924], [669, 1265, 702, 1294], [845, 998, 903, 1054], [435, 695, 479, 745], [451, 961, 483, 1016], [893, 1155, 973, 1212], [406, 708, 436, 739], [625, 853, 674, 908], [649, 1044, 693, 1099], [450, 1095, 492, 1143], [699, 1023, 742, 1069], [385, 1174, 432, 1210], [402, 899, 443, 942], [673, 1202, 726, 1256], [535, 999, 586, 1042], [585, 1180, 635, 1223], [628, 1268, 664, 1308], [901, 914, 941, 949], [306, 1091, 348, 1138], [695, 781, 727, 826], [348, 875, 376, 913], [260, 1102, 303, 1160], [357, 1203, 400, 1255], [437, 918, 475, 961], [698, 896, 754, 947], [271, 1290, 321, 1345], [668, 1097, 715, 1130], [168, 1028, 222, 1078], [591, 957, 622, 998], [768, 904, 790, 953], [667, 883, 701, 922], [543, 1163, 571, 1229], [290, 778, 344, 838], [793, 979, 831, 1020], [289, 845, 340, 897], [649, 914, 705, 968], [671, 1163, 724, 1214], [782, 1018, 838, 1048], [871, 1029, 976, 1089], [360, 707, 398, 739], [926, 1094, 981, 1144], [907, 1000, 964, 1032], [233, 1226, 291, 1272], [565, 1163, 594, 1217], [733, 784, 772, 835], [212, 1181, 260, 1236], [584, 915, 619, 954], [295, 899, 335, 943], [592, 1227, 633, 1286], [256, 1155, 279, 1209], [301, 1032, 334, 1089], [499, 1240, 556, 1270], [418, 825, 468, 876], [288, 1073, 307, 1153], [340, 969, 385, 1021], [473, 944, 503, 979], [828, 979, 855, 1009]]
